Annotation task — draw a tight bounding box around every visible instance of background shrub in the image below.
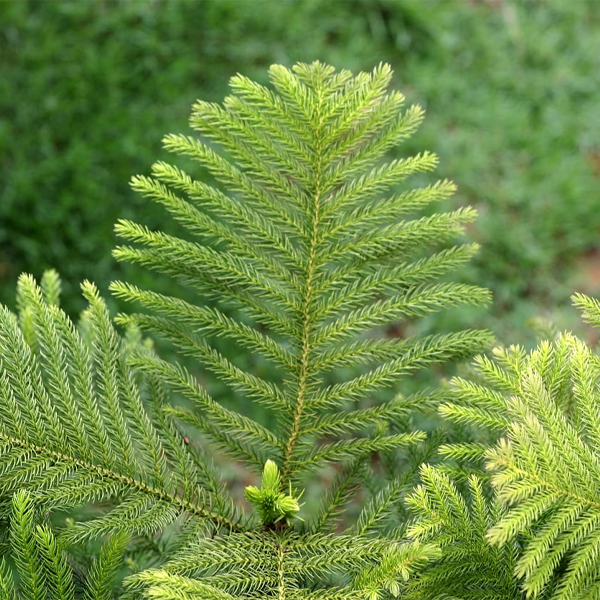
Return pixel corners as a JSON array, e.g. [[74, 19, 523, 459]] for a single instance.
[[1, 0, 599, 342]]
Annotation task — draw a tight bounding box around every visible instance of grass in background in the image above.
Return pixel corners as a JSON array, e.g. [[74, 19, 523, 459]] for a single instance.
[[1, 0, 599, 344]]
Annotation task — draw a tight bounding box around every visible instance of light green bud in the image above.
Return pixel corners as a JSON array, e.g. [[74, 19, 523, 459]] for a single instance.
[[244, 485, 261, 505], [262, 459, 281, 493]]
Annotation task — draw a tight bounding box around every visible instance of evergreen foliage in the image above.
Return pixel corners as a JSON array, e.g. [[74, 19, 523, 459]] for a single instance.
[[1, 490, 128, 599], [409, 292, 600, 599], [106, 60, 491, 595], [0, 62, 492, 597], [406, 466, 521, 599], [110, 59, 491, 489], [6, 60, 600, 598]]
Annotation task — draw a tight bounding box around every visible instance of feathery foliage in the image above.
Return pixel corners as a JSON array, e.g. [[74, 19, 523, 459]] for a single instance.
[[3, 56, 600, 599], [419, 293, 600, 599], [107, 60, 491, 594], [111, 58, 490, 499], [0, 61, 495, 597], [8, 56, 600, 600], [1, 490, 128, 598], [0, 272, 244, 537], [406, 465, 521, 599]]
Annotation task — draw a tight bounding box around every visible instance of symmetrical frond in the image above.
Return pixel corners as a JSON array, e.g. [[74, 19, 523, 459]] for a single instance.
[[111, 61, 491, 505]]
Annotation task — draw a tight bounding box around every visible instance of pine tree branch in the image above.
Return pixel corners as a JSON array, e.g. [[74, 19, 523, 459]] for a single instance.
[[0, 431, 242, 531]]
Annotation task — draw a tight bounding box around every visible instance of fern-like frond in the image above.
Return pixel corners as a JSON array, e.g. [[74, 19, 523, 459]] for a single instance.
[[573, 292, 600, 330], [3, 490, 129, 599], [84, 531, 130, 600], [128, 529, 437, 599], [10, 490, 47, 598], [440, 313, 600, 598], [405, 466, 521, 599], [0, 273, 246, 547], [111, 61, 491, 501]]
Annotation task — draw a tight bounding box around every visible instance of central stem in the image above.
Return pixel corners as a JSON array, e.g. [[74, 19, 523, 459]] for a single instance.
[[276, 538, 287, 599], [281, 83, 324, 486], [282, 194, 320, 483]]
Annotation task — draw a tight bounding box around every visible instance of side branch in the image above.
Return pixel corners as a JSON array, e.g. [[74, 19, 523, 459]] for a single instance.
[[0, 432, 244, 532]]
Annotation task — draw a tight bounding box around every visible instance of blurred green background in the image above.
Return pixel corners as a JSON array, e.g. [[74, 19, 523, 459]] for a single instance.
[[1, 0, 599, 346]]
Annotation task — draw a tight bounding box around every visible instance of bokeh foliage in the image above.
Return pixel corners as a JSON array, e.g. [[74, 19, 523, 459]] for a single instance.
[[1, 0, 599, 341]]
